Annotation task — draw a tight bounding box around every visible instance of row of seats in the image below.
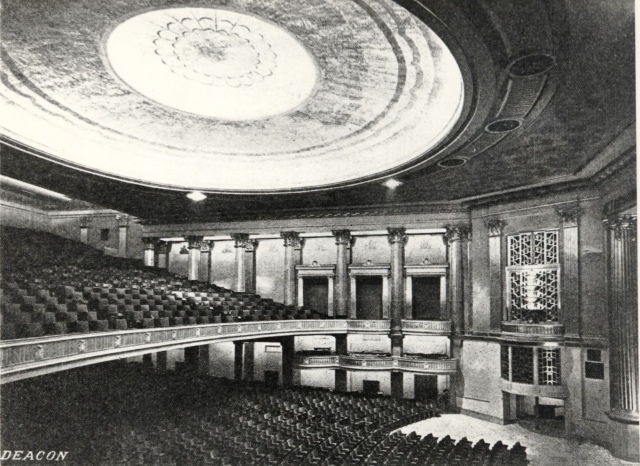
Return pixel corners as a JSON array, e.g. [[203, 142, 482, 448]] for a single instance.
[[1, 362, 528, 465], [1, 226, 321, 340]]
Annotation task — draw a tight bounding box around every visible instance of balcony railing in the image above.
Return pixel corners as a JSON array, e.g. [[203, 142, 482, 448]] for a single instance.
[[401, 320, 451, 335], [501, 322, 564, 340], [294, 354, 458, 374]]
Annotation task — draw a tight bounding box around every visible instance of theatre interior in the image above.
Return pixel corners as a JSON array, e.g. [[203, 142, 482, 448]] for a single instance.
[[0, 0, 636, 464]]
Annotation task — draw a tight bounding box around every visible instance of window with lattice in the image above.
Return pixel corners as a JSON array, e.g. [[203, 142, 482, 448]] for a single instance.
[[538, 349, 561, 385], [511, 347, 534, 384], [506, 230, 560, 323]]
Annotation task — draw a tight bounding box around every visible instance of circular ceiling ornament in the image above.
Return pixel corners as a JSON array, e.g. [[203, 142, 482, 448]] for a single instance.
[[437, 157, 467, 168], [2, 0, 466, 193], [106, 8, 318, 120], [507, 53, 556, 77], [485, 119, 522, 133]]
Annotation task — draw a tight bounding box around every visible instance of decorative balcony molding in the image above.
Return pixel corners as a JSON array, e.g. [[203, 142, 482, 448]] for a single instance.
[[294, 354, 458, 375], [499, 379, 568, 398], [296, 264, 336, 277], [401, 320, 451, 335], [346, 320, 390, 333], [0, 320, 351, 383], [501, 322, 565, 341], [404, 265, 448, 276]]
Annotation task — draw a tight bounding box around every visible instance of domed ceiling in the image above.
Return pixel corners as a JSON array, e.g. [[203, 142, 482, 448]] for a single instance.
[[0, 0, 463, 192], [0, 0, 635, 222]]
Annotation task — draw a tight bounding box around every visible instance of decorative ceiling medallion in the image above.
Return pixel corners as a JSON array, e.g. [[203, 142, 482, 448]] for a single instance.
[[437, 157, 467, 168], [508, 53, 556, 78], [154, 16, 276, 87], [106, 8, 317, 120], [485, 119, 522, 133]]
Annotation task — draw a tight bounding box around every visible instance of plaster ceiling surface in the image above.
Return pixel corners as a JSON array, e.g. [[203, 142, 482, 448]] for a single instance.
[[0, 0, 635, 222], [0, 0, 463, 192]]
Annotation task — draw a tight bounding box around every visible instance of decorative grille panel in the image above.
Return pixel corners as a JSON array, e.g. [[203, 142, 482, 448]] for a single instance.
[[507, 230, 560, 323], [501, 346, 510, 380], [508, 231, 558, 266], [538, 349, 561, 385], [511, 346, 534, 384]]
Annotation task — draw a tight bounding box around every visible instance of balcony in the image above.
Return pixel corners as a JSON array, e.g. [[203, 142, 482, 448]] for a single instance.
[[501, 322, 564, 341], [294, 354, 458, 375], [401, 320, 451, 336]]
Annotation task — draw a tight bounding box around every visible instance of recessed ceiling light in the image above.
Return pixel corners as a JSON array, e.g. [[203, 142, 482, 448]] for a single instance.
[[485, 119, 522, 133], [438, 158, 467, 168], [383, 179, 403, 189], [186, 191, 207, 202]]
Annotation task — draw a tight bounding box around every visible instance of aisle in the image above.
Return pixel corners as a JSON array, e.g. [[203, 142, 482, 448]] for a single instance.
[[398, 414, 637, 466]]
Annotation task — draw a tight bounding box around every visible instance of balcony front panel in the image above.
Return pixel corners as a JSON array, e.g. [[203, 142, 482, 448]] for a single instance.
[[501, 322, 565, 341], [294, 354, 458, 375], [401, 320, 451, 336]]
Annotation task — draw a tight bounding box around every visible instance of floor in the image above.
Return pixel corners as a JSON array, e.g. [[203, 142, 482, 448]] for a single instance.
[[399, 414, 638, 466]]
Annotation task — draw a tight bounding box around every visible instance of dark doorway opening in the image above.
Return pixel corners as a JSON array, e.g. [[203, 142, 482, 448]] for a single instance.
[[303, 277, 329, 315], [415, 374, 438, 402], [356, 276, 383, 319], [363, 380, 380, 397], [412, 277, 441, 319]]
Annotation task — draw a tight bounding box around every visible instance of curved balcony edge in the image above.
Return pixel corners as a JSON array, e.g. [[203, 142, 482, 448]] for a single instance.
[[294, 354, 458, 375], [401, 320, 451, 336], [501, 322, 565, 341], [499, 379, 568, 399]]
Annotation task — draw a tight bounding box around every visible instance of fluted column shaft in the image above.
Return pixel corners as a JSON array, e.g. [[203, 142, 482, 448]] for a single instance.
[[281, 232, 302, 306], [607, 215, 638, 423], [388, 228, 407, 357], [186, 236, 203, 281], [117, 215, 130, 258], [445, 226, 471, 335], [231, 234, 250, 292], [244, 240, 259, 294], [333, 230, 351, 318]]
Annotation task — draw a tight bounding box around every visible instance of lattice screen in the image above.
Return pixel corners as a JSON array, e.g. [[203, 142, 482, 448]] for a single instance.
[[507, 230, 560, 322], [511, 346, 534, 384], [538, 348, 561, 385]]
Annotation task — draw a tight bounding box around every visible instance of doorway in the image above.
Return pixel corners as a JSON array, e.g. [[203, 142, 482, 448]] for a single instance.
[[412, 277, 441, 319], [303, 277, 329, 315], [264, 370, 279, 387], [363, 380, 381, 397], [356, 276, 383, 319], [415, 375, 438, 402]]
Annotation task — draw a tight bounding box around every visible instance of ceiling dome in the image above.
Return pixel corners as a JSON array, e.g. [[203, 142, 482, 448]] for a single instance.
[[0, 0, 464, 193]]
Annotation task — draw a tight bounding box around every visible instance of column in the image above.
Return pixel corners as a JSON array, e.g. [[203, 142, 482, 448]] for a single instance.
[[281, 232, 302, 306], [244, 240, 259, 294], [234, 341, 244, 382], [156, 351, 168, 372], [606, 215, 638, 423], [243, 342, 255, 381], [445, 226, 471, 335], [486, 220, 506, 329], [185, 236, 203, 281], [202, 240, 214, 284], [231, 234, 250, 292], [281, 336, 295, 387], [79, 217, 91, 243], [198, 344, 211, 374], [142, 237, 157, 267], [391, 372, 404, 399], [388, 228, 407, 357], [332, 230, 352, 318], [557, 207, 582, 336], [117, 215, 129, 257], [157, 242, 170, 269]]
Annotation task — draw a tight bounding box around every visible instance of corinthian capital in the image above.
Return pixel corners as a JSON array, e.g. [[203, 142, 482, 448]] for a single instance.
[[605, 215, 637, 241], [116, 214, 130, 227], [485, 219, 506, 237], [387, 228, 407, 245], [444, 226, 471, 243], [142, 237, 158, 250], [332, 229, 352, 246], [281, 231, 302, 248], [557, 207, 582, 228], [231, 233, 251, 248], [185, 235, 204, 249]]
